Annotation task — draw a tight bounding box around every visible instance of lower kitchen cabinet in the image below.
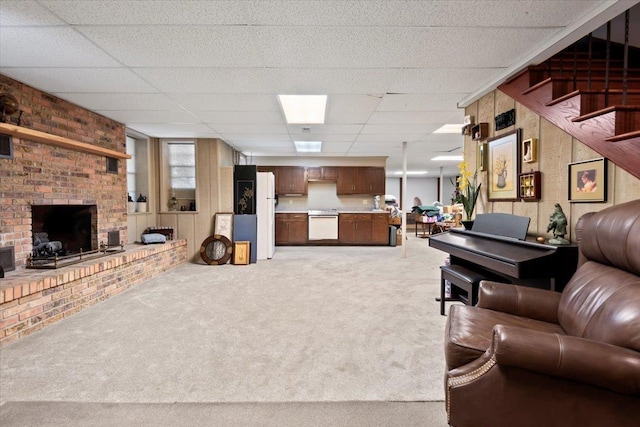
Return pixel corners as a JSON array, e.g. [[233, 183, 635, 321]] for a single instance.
[[338, 213, 389, 245], [371, 213, 390, 244], [275, 213, 308, 245]]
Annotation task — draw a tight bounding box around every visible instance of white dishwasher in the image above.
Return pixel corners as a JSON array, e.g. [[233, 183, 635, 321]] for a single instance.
[[308, 210, 339, 240]]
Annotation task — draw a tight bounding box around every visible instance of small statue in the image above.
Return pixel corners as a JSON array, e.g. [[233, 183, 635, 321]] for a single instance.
[[547, 203, 569, 245]]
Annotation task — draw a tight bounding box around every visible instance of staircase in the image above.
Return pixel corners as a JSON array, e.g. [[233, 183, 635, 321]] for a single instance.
[[498, 33, 640, 181]]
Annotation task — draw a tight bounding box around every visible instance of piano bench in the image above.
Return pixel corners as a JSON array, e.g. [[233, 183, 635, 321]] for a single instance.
[[440, 265, 487, 315]]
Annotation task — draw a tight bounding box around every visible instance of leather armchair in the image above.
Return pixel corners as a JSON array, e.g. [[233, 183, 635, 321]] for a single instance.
[[444, 199, 640, 427]]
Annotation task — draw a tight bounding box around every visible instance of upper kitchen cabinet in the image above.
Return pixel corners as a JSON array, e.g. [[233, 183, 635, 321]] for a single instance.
[[366, 167, 386, 195], [337, 167, 385, 195], [307, 166, 338, 181], [275, 166, 307, 195]]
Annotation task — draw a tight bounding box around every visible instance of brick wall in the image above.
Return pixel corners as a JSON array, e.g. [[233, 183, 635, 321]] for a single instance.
[[0, 240, 187, 346], [0, 74, 127, 268]]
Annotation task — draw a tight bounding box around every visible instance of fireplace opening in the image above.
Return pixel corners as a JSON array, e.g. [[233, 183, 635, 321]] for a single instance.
[[31, 205, 97, 257]]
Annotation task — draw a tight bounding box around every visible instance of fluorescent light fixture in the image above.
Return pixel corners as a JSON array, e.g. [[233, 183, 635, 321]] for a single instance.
[[431, 155, 463, 161], [393, 171, 428, 175], [294, 140, 322, 153], [278, 95, 327, 124], [434, 124, 465, 133]]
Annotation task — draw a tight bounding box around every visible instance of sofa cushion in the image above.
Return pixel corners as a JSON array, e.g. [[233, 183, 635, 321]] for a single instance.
[[559, 261, 640, 351], [445, 304, 565, 369], [578, 199, 640, 276]]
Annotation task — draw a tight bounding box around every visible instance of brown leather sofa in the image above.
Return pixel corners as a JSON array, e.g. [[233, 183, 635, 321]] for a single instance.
[[444, 199, 640, 427]]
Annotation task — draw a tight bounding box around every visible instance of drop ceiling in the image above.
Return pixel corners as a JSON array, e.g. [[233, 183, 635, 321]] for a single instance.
[[0, 0, 635, 176]]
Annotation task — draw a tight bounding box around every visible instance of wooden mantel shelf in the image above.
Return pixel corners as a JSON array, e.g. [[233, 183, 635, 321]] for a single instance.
[[0, 122, 131, 159]]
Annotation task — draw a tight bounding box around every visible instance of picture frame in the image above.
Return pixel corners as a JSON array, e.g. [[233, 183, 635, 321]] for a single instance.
[[214, 212, 234, 241], [522, 138, 537, 163], [568, 158, 608, 203], [232, 241, 250, 265], [477, 143, 487, 171], [487, 128, 521, 201]]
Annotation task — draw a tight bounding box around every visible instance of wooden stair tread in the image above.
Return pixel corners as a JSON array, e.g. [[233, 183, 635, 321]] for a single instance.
[[547, 89, 640, 107], [546, 90, 580, 106], [522, 77, 551, 95], [572, 104, 640, 122], [605, 129, 640, 142]]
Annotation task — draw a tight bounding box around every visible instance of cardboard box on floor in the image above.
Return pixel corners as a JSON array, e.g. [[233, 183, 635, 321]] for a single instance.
[[443, 203, 464, 214]]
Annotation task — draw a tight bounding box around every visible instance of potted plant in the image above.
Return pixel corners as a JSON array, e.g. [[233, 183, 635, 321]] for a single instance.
[[456, 161, 481, 229]]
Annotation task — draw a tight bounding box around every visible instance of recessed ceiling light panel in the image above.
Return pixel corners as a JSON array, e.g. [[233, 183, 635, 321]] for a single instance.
[[434, 124, 465, 134], [431, 155, 463, 161], [294, 140, 322, 153], [278, 95, 327, 124]]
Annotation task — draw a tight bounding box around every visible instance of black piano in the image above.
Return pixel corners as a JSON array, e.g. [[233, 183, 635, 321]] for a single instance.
[[429, 213, 578, 293]]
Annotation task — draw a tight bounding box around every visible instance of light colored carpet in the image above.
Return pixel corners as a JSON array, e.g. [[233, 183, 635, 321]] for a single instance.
[[0, 401, 448, 427], [0, 236, 450, 418]]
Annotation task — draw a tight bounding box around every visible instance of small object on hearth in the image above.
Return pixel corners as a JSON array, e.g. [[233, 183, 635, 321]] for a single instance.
[[536, 236, 545, 243]]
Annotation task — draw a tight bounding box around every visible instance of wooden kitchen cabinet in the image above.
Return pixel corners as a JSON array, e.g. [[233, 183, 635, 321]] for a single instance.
[[336, 167, 385, 195], [338, 213, 389, 245], [371, 213, 390, 244], [275, 166, 307, 195], [307, 166, 338, 181], [366, 167, 386, 195], [275, 213, 308, 245]]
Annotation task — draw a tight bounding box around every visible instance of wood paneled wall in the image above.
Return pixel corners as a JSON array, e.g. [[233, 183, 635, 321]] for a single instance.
[[465, 90, 640, 242]]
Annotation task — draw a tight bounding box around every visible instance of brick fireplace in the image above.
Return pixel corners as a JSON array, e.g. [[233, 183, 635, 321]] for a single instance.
[[0, 74, 127, 269], [0, 74, 189, 345]]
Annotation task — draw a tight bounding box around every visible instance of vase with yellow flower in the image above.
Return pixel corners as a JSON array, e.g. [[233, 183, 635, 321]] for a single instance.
[[494, 156, 508, 188], [456, 161, 481, 229]]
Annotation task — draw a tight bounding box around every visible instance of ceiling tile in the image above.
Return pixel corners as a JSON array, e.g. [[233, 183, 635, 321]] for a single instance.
[[407, 27, 560, 68], [40, 0, 250, 25], [253, 26, 424, 68], [55, 93, 180, 111], [360, 124, 442, 135], [0, 28, 121, 67], [77, 26, 263, 67], [389, 68, 499, 94], [0, 0, 66, 26], [97, 110, 200, 124], [197, 111, 284, 125], [245, 0, 436, 26], [126, 123, 219, 138], [222, 134, 292, 143], [286, 124, 363, 135], [367, 111, 465, 125], [133, 68, 274, 93], [376, 94, 468, 112], [213, 124, 288, 134], [168, 94, 280, 112], [0, 68, 158, 93], [326, 95, 382, 123]]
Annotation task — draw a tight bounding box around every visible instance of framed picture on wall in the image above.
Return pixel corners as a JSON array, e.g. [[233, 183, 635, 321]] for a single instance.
[[568, 158, 608, 202], [522, 138, 537, 163], [487, 129, 521, 201], [477, 143, 487, 171]]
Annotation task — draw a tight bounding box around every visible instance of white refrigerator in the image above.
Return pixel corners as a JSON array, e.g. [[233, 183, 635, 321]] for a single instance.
[[256, 172, 275, 260]]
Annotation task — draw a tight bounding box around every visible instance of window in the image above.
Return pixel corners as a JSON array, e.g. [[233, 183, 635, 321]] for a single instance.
[[167, 142, 196, 190], [161, 140, 197, 211], [125, 132, 150, 211], [126, 136, 136, 198]]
